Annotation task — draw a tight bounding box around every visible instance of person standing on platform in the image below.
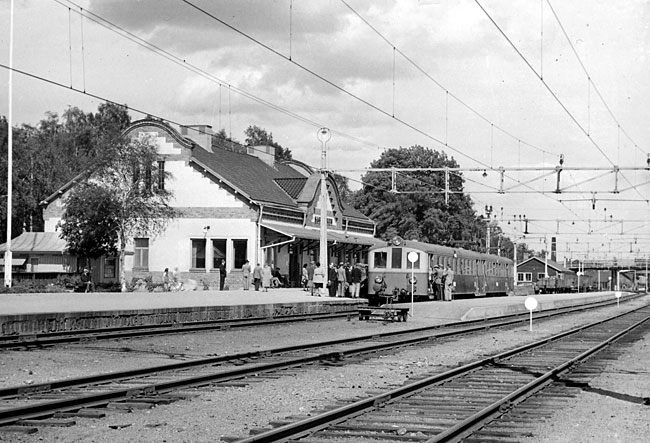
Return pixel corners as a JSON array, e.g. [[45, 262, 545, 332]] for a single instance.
[[242, 260, 251, 290], [432, 265, 443, 301], [443, 264, 454, 301], [307, 261, 315, 295], [313, 262, 325, 296], [262, 263, 272, 292], [162, 268, 170, 291], [253, 263, 263, 291], [301, 264, 309, 291], [219, 259, 227, 290], [351, 263, 362, 298], [328, 263, 338, 297], [337, 263, 346, 297], [345, 263, 352, 297]]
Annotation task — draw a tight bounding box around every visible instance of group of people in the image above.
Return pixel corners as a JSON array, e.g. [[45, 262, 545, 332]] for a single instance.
[[241, 260, 287, 292], [302, 261, 365, 298], [430, 264, 454, 301]]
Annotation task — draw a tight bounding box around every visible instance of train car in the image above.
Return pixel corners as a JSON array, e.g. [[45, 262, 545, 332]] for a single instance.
[[536, 273, 594, 294], [367, 237, 514, 304]]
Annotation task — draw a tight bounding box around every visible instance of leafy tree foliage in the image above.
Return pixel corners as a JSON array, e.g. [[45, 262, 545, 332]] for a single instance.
[[59, 133, 177, 289], [59, 183, 120, 260], [331, 173, 353, 206], [351, 145, 488, 251], [244, 125, 292, 161], [0, 103, 130, 239]]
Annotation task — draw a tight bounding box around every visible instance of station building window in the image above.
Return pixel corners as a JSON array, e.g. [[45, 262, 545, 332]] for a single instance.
[[212, 239, 226, 269], [104, 257, 116, 278], [233, 239, 248, 269], [133, 238, 149, 271], [191, 239, 206, 269], [518, 272, 532, 282]]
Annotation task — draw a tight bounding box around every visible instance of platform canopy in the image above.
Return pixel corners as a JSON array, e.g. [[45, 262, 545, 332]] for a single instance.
[[261, 221, 380, 247]]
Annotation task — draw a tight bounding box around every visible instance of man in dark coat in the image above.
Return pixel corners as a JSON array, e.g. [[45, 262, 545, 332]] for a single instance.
[[219, 259, 227, 290]]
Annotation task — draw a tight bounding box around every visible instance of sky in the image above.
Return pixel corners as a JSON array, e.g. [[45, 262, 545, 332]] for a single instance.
[[1, 0, 649, 264]]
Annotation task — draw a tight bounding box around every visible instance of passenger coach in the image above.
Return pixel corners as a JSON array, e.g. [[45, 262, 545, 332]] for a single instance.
[[367, 237, 514, 303]]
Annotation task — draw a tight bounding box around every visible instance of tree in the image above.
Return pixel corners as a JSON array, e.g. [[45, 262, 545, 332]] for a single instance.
[[351, 145, 487, 250], [331, 173, 353, 206], [0, 103, 131, 238], [244, 125, 292, 161], [59, 133, 177, 290]]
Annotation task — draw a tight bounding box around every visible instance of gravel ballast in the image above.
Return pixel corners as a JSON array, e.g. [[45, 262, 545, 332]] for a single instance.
[[0, 296, 648, 442]]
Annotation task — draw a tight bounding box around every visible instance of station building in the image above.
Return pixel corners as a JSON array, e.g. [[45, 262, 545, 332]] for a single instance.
[[6, 119, 378, 288]]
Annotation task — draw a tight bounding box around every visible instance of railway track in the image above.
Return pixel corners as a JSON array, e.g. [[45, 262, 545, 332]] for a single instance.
[[0, 297, 646, 436], [0, 311, 355, 349], [229, 305, 650, 442], [1, 294, 640, 350]]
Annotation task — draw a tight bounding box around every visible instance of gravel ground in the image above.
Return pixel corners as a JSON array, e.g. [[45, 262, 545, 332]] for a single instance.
[[1, 296, 648, 442]]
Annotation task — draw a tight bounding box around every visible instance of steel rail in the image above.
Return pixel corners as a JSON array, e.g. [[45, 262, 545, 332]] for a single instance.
[[2, 293, 640, 351], [232, 305, 650, 442], [0, 297, 644, 428], [0, 295, 635, 400]]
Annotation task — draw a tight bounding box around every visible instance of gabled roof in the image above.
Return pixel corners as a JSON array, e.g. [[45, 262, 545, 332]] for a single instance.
[[40, 119, 374, 226], [518, 256, 574, 274], [0, 232, 67, 254]]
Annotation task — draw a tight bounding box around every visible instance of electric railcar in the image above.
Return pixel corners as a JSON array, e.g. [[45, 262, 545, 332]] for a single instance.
[[367, 238, 514, 304]]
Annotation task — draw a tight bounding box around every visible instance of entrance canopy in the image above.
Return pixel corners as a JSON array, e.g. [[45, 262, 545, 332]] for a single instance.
[[261, 221, 379, 247]]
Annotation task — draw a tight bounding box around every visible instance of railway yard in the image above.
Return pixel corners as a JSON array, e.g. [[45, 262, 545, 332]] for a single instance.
[[0, 291, 648, 442]]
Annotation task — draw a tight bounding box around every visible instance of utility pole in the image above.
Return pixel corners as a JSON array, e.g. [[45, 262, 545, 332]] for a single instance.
[[4, 0, 15, 288], [317, 128, 331, 272]]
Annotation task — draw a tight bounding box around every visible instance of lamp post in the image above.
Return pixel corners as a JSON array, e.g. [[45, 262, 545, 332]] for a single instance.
[[317, 128, 331, 272], [484, 205, 493, 254]]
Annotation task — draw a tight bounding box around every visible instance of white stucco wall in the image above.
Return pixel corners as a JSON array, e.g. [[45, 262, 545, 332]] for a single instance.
[[125, 217, 257, 274]]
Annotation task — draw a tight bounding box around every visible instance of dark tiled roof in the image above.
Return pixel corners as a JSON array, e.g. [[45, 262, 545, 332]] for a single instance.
[[274, 178, 307, 199], [191, 147, 303, 207]]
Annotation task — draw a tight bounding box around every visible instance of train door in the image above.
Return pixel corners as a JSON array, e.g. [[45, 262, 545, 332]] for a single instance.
[[477, 259, 487, 296]]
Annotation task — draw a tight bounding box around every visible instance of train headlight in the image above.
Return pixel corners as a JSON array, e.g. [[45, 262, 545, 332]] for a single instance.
[[408, 276, 417, 284], [374, 276, 384, 284]]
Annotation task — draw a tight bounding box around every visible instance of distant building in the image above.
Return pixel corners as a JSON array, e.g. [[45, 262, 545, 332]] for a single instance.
[[516, 256, 574, 286], [31, 119, 377, 288]]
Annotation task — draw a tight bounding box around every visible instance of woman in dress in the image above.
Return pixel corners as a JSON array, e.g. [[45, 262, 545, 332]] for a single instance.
[[262, 263, 272, 292]]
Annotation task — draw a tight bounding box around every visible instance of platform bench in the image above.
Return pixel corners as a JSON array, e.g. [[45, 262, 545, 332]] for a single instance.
[[358, 307, 409, 322]]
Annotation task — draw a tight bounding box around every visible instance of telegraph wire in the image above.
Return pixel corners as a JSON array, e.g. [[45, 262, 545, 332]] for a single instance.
[[54, 0, 386, 153], [340, 0, 558, 158], [473, 0, 647, 202], [545, 0, 646, 157], [178, 0, 589, 216]]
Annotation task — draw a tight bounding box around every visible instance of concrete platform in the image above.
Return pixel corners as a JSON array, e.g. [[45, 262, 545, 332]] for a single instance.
[[0, 289, 364, 335], [395, 291, 639, 323], [0, 289, 641, 335]]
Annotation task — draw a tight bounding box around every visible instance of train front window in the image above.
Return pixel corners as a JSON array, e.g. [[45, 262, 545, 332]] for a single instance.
[[406, 251, 420, 269], [391, 248, 403, 269], [374, 251, 387, 268]]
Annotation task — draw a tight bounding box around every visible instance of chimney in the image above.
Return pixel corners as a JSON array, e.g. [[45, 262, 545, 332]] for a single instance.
[[247, 145, 275, 167], [551, 236, 557, 262], [180, 125, 213, 152]]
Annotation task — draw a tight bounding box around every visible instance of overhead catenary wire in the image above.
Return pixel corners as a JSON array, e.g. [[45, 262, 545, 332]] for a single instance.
[[10, 1, 644, 246], [473, 0, 648, 203], [545, 0, 646, 157]]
